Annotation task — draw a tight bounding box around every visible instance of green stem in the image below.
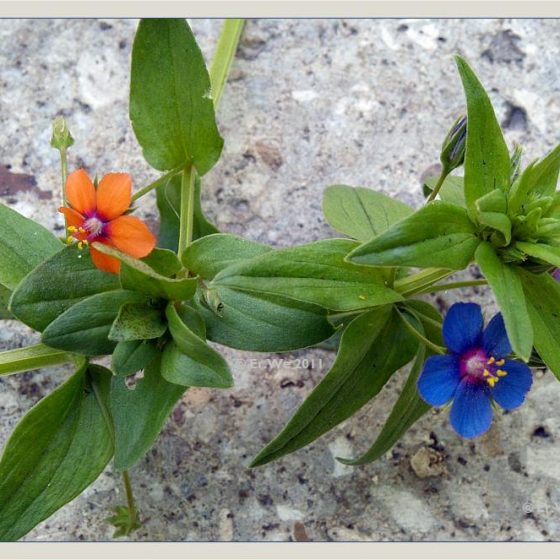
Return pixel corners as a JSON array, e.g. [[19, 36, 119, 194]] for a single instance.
[[426, 167, 449, 203], [178, 166, 195, 258], [414, 279, 487, 296], [0, 343, 75, 377], [131, 165, 184, 203], [59, 147, 69, 229], [122, 470, 138, 529], [397, 309, 445, 355], [394, 268, 453, 297], [210, 19, 245, 109]]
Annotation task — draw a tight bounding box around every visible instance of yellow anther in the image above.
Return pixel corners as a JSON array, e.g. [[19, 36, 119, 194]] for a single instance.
[[67, 225, 77, 233], [487, 357, 495, 365], [66, 235, 74, 244], [496, 359, 505, 366], [483, 369, 491, 377], [78, 227, 86, 234], [487, 377, 498, 387], [77, 241, 83, 250], [496, 369, 507, 377], [82, 239, 89, 246]]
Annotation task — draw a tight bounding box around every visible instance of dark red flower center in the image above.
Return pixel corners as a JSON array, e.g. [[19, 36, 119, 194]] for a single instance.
[[459, 348, 508, 388]]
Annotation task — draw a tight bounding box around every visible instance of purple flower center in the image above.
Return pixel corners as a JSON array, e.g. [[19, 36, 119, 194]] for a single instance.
[[83, 215, 107, 240], [459, 348, 508, 388]]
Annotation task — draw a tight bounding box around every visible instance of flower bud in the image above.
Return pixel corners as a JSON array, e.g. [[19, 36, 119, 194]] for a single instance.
[[50, 116, 74, 150], [440, 115, 466, 173]]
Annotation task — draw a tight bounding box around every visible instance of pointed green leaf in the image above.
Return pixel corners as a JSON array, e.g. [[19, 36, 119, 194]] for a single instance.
[[250, 306, 418, 467], [348, 202, 480, 270], [516, 241, 560, 268], [130, 19, 223, 174], [183, 233, 272, 280], [0, 284, 12, 319], [42, 290, 148, 356], [9, 245, 120, 332], [93, 243, 198, 302], [520, 270, 560, 380], [475, 242, 533, 360], [111, 340, 160, 376], [322, 185, 413, 242], [109, 303, 167, 342], [338, 347, 430, 465], [0, 364, 113, 541], [0, 203, 62, 291], [141, 248, 183, 277], [111, 355, 186, 470], [157, 174, 219, 253], [213, 239, 403, 312], [194, 286, 335, 352], [455, 56, 510, 218], [161, 303, 233, 388]]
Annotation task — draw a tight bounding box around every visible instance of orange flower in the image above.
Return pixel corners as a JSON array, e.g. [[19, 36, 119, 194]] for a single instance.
[[59, 169, 156, 274]]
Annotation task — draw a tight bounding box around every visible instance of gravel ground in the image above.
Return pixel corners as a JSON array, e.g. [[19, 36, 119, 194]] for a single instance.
[[0, 18, 559, 541]]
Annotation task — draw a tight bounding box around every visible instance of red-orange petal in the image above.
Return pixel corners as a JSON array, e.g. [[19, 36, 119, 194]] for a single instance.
[[90, 245, 121, 274], [106, 215, 156, 259], [66, 169, 96, 215], [96, 173, 132, 221], [59, 206, 85, 228]]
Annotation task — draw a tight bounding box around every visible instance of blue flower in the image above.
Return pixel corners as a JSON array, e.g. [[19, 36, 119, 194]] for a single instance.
[[417, 302, 533, 438]]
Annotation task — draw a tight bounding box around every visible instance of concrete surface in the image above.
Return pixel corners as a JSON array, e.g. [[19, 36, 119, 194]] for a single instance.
[[0, 18, 559, 541]]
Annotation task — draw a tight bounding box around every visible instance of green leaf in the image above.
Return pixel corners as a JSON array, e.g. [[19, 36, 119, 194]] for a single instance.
[[157, 174, 219, 253], [475, 242, 533, 360], [0, 283, 12, 319], [338, 347, 430, 465], [455, 55, 511, 218], [509, 146, 560, 214], [183, 233, 272, 279], [213, 239, 403, 312], [141, 248, 183, 277], [130, 19, 223, 174], [520, 270, 560, 379], [9, 245, 120, 332], [93, 243, 198, 302], [111, 340, 160, 376], [0, 343, 76, 377], [111, 355, 186, 470], [348, 202, 480, 270], [423, 175, 465, 207], [194, 286, 335, 352], [0, 203, 62, 291], [109, 303, 167, 342], [250, 306, 418, 467], [322, 185, 413, 242], [161, 303, 233, 388], [42, 290, 148, 356], [404, 300, 444, 346], [516, 241, 560, 268], [0, 364, 113, 541]]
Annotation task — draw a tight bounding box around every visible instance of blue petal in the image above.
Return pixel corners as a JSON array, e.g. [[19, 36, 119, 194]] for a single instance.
[[449, 380, 493, 438], [482, 313, 511, 359], [491, 359, 533, 410], [417, 354, 461, 406], [443, 302, 484, 354]]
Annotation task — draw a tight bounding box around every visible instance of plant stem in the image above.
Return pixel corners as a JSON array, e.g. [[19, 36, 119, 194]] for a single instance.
[[178, 166, 195, 259], [394, 267, 453, 297], [0, 343, 75, 377], [414, 279, 487, 296], [426, 167, 449, 203], [397, 309, 446, 355], [131, 165, 184, 203], [122, 470, 138, 529], [59, 147, 69, 229], [210, 19, 245, 109]]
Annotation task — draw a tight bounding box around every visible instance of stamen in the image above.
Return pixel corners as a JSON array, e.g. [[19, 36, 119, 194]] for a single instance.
[[496, 359, 505, 366], [496, 369, 507, 377], [67, 226, 77, 233], [487, 377, 497, 387], [66, 235, 74, 244], [487, 357, 495, 365], [483, 369, 491, 377]]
